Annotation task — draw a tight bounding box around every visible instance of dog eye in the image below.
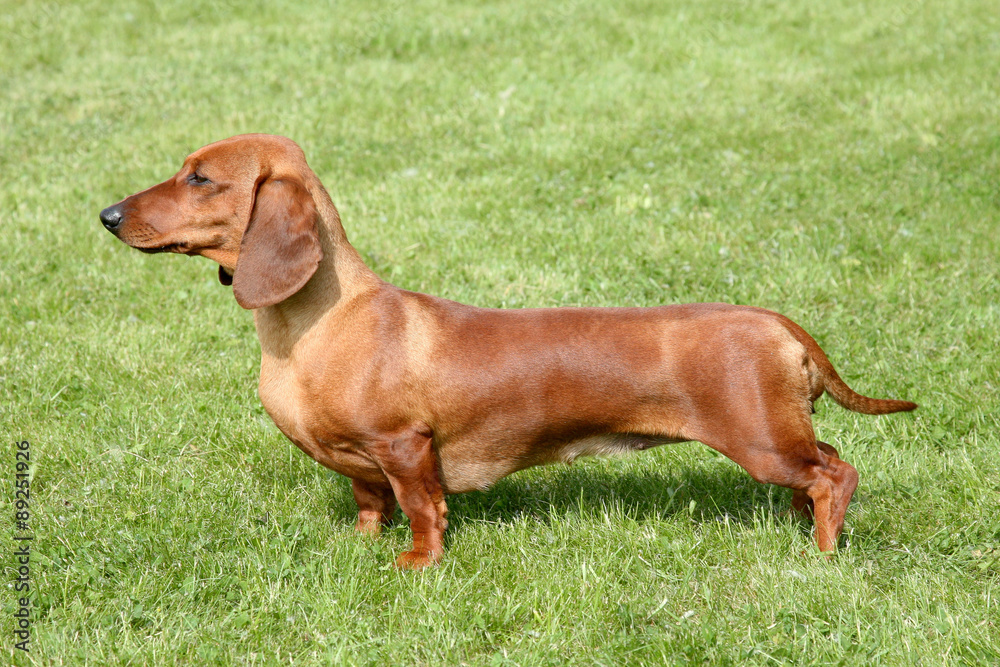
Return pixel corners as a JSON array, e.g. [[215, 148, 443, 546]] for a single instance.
[[187, 172, 210, 186]]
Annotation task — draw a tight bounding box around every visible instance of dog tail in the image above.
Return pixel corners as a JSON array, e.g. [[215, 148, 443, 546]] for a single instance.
[[819, 364, 918, 415], [770, 310, 918, 415]]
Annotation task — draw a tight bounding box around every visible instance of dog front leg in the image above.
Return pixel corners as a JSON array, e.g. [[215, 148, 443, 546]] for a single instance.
[[366, 424, 448, 568], [352, 479, 397, 535]]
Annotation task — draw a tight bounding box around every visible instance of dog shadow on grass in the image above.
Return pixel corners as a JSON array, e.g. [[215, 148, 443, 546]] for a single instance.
[[444, 462, 790, 533], [320, 449, 830, 549]]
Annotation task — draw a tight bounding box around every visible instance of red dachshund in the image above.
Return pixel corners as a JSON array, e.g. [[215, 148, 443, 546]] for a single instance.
[[101, 135, 916, 567]]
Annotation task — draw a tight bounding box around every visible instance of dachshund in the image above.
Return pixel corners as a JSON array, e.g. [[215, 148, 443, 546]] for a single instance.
[[101, 134, 916, 567]]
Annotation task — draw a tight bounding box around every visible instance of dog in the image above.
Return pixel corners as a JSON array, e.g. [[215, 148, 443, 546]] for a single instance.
[[101, 134, 916, 567]]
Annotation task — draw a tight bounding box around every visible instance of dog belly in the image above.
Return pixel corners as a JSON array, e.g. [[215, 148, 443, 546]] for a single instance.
[[551, 433, 683, 464], [436, 432, 682, 494]]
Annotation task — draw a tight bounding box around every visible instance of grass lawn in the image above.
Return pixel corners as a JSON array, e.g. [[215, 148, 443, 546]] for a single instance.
[[2, 0, 999, 663]]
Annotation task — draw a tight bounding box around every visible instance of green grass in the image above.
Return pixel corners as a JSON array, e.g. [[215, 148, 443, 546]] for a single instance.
[[2, 0, 999, 663]]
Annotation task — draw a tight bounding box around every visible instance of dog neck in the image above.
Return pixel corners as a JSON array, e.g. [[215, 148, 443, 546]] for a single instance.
[[252, 177, 381, 358]]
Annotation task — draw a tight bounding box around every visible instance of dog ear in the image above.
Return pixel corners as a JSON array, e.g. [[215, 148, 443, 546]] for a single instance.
[[232, 177, 323, 310]]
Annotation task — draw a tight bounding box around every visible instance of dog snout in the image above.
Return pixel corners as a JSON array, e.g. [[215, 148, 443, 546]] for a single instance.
[[100, 204, 124, 232]]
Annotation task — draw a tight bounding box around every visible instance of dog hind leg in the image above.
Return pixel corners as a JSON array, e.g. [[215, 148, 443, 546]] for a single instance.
[[698, 419, 858, 553]]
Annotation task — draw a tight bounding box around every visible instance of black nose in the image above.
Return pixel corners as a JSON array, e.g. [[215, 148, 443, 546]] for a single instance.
[[100, 204, 124, 231]]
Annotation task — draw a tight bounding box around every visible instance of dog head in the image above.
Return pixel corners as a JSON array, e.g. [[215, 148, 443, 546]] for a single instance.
[[100, 134, 323, 309]]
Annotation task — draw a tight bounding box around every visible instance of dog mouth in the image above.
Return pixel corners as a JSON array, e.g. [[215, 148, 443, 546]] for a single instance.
[[136, 242, 189, 254]]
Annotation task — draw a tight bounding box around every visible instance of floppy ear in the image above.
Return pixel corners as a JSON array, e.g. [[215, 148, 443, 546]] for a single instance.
[[232, 177, 323, 310]]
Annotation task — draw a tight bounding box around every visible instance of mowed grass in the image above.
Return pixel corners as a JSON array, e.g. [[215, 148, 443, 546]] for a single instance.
[[2, 0, 999, 663]]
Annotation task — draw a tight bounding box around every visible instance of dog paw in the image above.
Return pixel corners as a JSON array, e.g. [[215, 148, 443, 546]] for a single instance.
[[395, 549, 441, 569], [355, 519, 383, 536]]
